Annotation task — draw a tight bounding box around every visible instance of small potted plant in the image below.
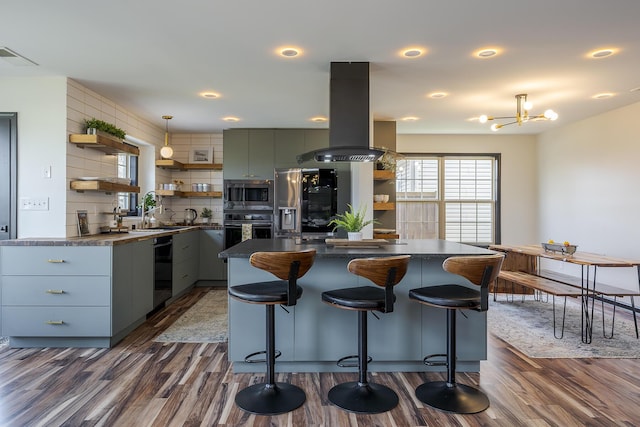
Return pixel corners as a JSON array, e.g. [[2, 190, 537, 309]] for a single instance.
[[201, 207, 213, 225], [328, 204, 378, 241], [84, 118, 126, 141]]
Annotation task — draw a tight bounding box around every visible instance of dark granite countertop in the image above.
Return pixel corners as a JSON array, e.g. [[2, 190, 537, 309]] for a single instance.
[[219, 238, 496, 259], [0, 225, 222, 246]]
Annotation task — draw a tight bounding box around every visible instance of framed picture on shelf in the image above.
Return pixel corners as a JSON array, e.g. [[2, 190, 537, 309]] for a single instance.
[[189, 146, 214, 164], [76, 210, 90, 236]]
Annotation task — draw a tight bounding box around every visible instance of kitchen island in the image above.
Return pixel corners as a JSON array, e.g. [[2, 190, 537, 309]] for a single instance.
[[219, 238, 497, 373]]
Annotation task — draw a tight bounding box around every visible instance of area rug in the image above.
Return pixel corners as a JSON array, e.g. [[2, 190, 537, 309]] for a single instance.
[[488, 295, 640, 358], [155, 289, 228, 343]]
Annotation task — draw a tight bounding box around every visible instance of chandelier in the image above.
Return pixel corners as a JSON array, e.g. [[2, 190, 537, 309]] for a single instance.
[[479, 94, 558, 131], [160, 115, 174, 159]]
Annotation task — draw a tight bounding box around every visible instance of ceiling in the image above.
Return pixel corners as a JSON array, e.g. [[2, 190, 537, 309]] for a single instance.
[[2, 0, 640, 135]]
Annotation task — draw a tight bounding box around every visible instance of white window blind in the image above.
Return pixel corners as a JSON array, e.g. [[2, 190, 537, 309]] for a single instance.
[[396, 156, 498, 244]]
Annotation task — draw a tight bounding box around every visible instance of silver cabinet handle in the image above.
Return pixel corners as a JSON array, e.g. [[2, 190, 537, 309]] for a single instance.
[[47, 259, 66, 263], [46, 289, 65, 294], [182, 245, 190, 250], [45, 320, 64, 325]]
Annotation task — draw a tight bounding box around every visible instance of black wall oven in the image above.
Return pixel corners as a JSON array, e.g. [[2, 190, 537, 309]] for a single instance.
[[223, 212, 273, 249]]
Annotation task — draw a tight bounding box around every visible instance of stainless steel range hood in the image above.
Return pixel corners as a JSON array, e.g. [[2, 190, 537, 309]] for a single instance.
[[297, 62, 385, 163]]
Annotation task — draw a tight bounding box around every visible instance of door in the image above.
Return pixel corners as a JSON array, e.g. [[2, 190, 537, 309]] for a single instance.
[[0, 113, 17, 240]]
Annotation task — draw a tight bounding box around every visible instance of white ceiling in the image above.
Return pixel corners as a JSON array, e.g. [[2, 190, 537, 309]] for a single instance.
[[2, 0, 640, 135]]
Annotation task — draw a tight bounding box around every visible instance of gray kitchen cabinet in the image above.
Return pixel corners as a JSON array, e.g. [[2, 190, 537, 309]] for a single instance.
[[273, 129, 331, 169], [223, 129, 275, 179], [112, 239, 154, 335], [274, 129, 305, 168], [199, 229, 227, 282], [0, 242, 154, 348], [172, 230, 200, 296]]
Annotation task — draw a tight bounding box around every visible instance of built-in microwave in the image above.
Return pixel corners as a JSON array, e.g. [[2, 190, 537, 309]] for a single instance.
[[224, 179, 274, 210]]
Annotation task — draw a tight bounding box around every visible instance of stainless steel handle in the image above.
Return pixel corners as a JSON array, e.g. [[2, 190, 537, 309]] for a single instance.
[[182, 245, 189, 250], [47, 259, 66, 263], [182, 274, 189, 279], [45, 320, 64, 325], [46, 289, 65, 294]]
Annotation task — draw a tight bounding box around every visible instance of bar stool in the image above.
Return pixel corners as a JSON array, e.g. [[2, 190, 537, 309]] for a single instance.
[[321, 255, 410, 414], [409, 254, 503, 414], [228, 249, 316, 415]]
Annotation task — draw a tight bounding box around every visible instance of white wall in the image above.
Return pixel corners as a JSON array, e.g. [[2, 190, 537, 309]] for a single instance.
[[537, 101, 640, 291], [0, 77, 67, 238], [397, 134, 539, 245]]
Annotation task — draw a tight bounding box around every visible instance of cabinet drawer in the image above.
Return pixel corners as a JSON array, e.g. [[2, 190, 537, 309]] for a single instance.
[[2, 276, 110, 306], [173, 257, 198, 294], [1, 247, 111, 276], [2, 306, 110, 337], [173, 236, 199, 263]]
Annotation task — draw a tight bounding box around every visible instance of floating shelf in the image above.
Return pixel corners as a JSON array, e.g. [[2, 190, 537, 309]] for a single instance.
[[70, 180, 140, 194], [373, 202, 395, 211], [69, 134, 139, 155], [156, 190, 222, 198], [373, 170, 395, 180], [155, 159, 223, 171]]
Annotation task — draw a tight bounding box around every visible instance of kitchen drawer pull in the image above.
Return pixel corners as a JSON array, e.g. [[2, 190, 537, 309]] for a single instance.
[[45, 320, 65, 325], [182, 245, 190, 250], [182, 274, 189, 279], [47, 259, 66, 263], [45, 289, 65, 294]]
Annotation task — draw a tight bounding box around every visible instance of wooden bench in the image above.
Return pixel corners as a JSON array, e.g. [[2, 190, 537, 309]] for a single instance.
[[496, 270, 582, 338], [498, 270, 582, 297]]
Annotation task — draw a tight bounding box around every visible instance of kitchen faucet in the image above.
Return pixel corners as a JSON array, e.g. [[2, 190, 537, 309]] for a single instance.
[[141, 191, 163, 228]]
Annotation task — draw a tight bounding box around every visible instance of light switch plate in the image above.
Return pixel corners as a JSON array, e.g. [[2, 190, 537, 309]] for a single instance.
[[20, 197, 49, 210]]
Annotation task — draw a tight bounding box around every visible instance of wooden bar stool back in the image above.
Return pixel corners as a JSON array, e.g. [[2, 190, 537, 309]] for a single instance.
[[228, 249, 316, 415], [409, 253, 504, 414], [321, 255, 410, 414]]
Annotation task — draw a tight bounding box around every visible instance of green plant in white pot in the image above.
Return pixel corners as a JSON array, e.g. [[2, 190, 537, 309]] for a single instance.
[[328, 204, 378, 241]]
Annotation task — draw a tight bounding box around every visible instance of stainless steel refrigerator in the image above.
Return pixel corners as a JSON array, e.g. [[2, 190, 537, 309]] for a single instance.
[[274, 168, 338, 240]]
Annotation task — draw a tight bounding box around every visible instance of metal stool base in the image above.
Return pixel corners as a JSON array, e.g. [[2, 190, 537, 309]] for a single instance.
[[415, 381, 489, 414], [235, 382, 306, 415], [328, 382, 399, 414]]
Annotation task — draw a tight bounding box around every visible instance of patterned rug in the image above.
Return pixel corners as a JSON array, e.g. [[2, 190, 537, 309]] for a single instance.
[[488, 295, 640, 358], [155, 289, 228, 343]]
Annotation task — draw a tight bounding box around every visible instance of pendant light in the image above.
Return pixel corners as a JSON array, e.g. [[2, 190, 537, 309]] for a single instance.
[[160, 115, 174, 158]]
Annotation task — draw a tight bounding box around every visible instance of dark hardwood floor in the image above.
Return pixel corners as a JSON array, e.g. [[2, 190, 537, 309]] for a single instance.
[[1, 287, 639, 426]]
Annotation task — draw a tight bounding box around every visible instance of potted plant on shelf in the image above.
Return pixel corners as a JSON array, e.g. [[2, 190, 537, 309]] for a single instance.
[[328, 204, 378, 241], [201, 207, 213, 225], [84, 118, 126, 141]]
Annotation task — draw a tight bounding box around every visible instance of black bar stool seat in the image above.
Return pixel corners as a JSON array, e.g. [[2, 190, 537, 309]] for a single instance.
[[409, 254, 504, 414], [228, 249, 316, 416], [322, 255, 410, 414]]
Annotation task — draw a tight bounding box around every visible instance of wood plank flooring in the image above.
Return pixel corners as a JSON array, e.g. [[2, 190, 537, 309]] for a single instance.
[[1, 286, 639, 426]]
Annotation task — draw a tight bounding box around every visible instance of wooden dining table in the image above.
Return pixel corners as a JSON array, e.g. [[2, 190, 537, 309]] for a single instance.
[[489, 244, 640, 343]]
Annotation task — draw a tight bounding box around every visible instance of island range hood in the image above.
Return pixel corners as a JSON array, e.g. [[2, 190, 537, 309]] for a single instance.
[[297, 62, 385, 163]]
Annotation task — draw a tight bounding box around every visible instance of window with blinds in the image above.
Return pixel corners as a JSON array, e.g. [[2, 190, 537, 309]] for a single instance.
[[396, 155, 499, 244]]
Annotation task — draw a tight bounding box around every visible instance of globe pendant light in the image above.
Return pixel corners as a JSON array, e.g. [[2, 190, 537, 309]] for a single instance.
[[160, 115, 174, 158]]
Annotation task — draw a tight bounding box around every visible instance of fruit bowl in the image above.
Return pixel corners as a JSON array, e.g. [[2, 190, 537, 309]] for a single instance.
[[541, 242, 577, 255]]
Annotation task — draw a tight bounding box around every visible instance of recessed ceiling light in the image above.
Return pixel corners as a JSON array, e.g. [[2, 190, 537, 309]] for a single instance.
[[277, 46, 302, 58], [589, 48, 617, 59], [401, 47, 425, 58], [474, 47, 501, 58], [310, 116, 327, 122], [223, 116, 240, 122], [200, 92, 220, 99], [401, 116, 419, 121], [592, 92, 615, 99], [429, 92, 448, 99]]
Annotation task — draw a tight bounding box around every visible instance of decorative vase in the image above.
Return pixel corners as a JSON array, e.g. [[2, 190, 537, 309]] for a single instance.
[[347, 231, 363, 241]]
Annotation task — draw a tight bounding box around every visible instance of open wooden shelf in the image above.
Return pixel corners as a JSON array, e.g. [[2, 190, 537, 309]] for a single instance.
[[373, 170, 395, 180], [69, 134, 139, 155], [155, 159, 223, 171], [70, 180, 140, 194], [156, 190, 222, 198], [373, 202, 395, 211]]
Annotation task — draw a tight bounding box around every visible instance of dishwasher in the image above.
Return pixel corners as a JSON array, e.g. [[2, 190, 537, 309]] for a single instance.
[[153, 235, 173, 310]]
